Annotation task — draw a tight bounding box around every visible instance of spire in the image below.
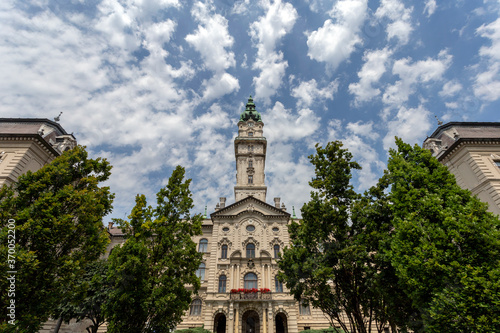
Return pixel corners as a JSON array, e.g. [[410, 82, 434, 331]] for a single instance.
[[292, 206, 297, 219], [240, 95, 262, 122], [203, 205, 207, 219]]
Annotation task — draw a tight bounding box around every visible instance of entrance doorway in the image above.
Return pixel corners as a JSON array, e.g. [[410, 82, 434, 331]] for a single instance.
[[214, 313, 226, 333], [242, 310, 260, 333], [275, 313, 287, 333]]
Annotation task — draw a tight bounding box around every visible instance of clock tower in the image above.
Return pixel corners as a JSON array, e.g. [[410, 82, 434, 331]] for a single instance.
[[234, 96, 267, 202]]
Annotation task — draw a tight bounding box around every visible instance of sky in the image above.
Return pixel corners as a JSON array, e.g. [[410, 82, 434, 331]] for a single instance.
[[1, 0, 500, 222]]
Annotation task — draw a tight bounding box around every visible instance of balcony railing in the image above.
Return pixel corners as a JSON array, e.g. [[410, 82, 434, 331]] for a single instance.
[[230, 291, 272, 301]]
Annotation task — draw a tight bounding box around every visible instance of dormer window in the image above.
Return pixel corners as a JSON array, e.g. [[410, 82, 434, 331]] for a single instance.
[[249, 132, 253, 137], [248, 122, 254, 127]]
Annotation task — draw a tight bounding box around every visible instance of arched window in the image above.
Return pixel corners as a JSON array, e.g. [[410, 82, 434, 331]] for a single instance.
[[248, 175, 253, 184], [218, 275, 227, 293], [190, 299, 202, 316], [249, 160, 253, 168], [199, 239, 208, 252], [274, 244, 280, 259], [275, 276, 283, 292], [221, 245, 228, 259], [196, 263, 205, 281], [246, 243, 255, 258], [244, 273, 258, 289]]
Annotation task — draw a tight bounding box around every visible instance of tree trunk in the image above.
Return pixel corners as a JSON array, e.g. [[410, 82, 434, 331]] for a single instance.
[[52, 317, 63, 333]]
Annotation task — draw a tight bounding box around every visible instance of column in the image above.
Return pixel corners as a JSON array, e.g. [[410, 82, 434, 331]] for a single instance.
[[267, 305, 273, 333], [237, 264, 240, 289], [235, 306, 239, 333], [229, 302, 234, 333], [261, 264, 265, 288], [232, 264, 235, 289], [262, 306, 267, 333]]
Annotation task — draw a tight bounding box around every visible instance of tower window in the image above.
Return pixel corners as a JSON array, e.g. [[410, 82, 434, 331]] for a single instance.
[[246, 243, 255, 258], [249, 132, 253, 137], [221, 245, 228, 259], [249, 160, 253, 168], [248, 175, 253, 184]]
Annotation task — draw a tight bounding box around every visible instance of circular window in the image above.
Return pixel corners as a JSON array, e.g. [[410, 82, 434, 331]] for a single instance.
[[222, 227, 229, 232], [246, 225, 255, 232], [272, 227, 279, 232]]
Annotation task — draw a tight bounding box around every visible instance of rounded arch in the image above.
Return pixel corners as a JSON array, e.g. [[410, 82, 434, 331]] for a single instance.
[[242, 309, 260, 333], [214, 312, 227, 333], [275, 312, 288, 333]]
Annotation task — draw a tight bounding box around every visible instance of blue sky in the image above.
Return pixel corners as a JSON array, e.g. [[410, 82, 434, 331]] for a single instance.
[[1, 0, 500, 222]]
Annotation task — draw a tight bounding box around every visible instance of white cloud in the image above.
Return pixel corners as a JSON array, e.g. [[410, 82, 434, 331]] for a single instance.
[[201, 72, 240, 101], [306, 0, 368, 70], [250, 0, 298, 104], [291, 79, 339, 108], [383, 105, 432, 150], [349, 48, 393, 105], [439, 80, 463, 97], [474, 17, 500, 101], [263, 102, 320, 143], [382, 50, 452, 107], [186, 1, 236, 73], [375, 0, 413, 45], [424, 0, 437, 17]]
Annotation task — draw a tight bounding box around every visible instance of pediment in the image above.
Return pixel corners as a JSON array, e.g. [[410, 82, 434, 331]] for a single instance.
[[211, 196, 290, 219]]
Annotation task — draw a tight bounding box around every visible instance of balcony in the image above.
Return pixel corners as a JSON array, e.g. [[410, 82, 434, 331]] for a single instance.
[[230, 291, 272, 301]]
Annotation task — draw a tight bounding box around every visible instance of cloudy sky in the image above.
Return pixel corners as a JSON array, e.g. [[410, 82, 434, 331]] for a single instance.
[[1, 0, 500, 221]]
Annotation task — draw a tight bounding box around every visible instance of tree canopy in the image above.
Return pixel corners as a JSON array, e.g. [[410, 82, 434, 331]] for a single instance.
[[0, 145, 113, 332], [279, 139, 500, 333], [104, 165, 203, 333]]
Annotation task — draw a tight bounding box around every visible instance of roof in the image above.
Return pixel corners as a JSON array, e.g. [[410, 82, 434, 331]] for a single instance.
[[239, 96, 262, 122]]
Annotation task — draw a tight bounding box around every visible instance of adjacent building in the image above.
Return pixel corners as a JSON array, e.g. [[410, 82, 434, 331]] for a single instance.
[[0, 118, 76, 187], [423, 122, 500, 216]]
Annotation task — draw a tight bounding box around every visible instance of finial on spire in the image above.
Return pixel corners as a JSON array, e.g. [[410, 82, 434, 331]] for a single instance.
[[203, 205, 207, 219], [292, 206, 297, 219], [434, 115, 443, 126], [54, 112, 63, 122]]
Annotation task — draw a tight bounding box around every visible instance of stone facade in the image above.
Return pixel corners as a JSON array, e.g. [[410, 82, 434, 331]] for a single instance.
[[0, 118, 76, 187], [172, 97, 331, 333], [423, 122, 500, 216]]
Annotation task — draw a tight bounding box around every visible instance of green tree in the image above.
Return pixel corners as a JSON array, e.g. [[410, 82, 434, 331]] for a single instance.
[[0, 146, 113, 332], [278, 142, 404, 333], [385, 139, 500, 332], [55, 259, 111, 333], [104, 165, 203, 333]]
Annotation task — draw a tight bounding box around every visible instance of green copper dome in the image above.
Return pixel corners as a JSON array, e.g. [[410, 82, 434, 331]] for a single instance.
[[240, 95, 262, 122]]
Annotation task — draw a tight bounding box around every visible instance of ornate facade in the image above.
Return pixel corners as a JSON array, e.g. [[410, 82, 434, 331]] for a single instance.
[[173, 97, 331, 333]]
